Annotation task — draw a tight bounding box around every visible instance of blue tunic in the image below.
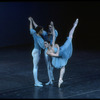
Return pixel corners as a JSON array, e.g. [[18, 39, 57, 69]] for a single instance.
[[30, 29, 47, 54], [52, 37, 73, 69]]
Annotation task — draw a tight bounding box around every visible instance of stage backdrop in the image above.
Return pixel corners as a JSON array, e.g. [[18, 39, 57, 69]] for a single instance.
[[0, 1, 100, 50]]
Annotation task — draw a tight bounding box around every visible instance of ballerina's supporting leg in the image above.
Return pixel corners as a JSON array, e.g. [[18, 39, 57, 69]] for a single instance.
[[58, 66, 65, 88]]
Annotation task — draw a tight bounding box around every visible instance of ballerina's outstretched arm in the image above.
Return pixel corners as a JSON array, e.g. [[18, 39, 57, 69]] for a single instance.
[[46, 44, 59, 57], [51, 21, 55, 48]]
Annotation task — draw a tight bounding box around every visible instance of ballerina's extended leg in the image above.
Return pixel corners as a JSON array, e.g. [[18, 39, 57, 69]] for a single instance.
[[69, 18, 79, 38]]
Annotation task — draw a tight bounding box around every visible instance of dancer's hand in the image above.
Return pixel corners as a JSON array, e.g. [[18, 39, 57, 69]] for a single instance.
[[50, 21, 54, 26], [28, 17, 33, 22], [44, 41, 49, 48]]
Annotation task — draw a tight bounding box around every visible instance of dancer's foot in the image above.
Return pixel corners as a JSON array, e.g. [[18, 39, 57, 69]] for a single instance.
[[37, 81, 42, 85], [58, 79, 63, 88], [45, 81, 53, 85], [34, 83, 43, 87], [74, 18, 79, 27]]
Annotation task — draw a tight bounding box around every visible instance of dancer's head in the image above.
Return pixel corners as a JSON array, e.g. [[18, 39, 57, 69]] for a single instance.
[[48, 21, 54, 34], [48, 25, 52, 34], [44, 41, 50, 48], [35, 26, 43, 35]]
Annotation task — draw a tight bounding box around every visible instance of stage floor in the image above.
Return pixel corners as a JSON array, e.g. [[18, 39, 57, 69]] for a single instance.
[[0, 45, 100, 99]]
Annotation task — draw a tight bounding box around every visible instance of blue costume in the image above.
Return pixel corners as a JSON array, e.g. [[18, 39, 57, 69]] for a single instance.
[[30, 29, 47, 52], [44, 30, 58, 85], [52, 37, 73, 69], [30, 28, 47, 87]]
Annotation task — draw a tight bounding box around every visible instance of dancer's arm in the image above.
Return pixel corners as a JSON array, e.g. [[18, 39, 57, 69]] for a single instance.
[[46, 44, 59, 57], [51, 21, 58, 38], [28, 17, 36, 36], [47, 22, 59, 57], [51, 22, 55, 48], [28, 17, 33, 30], [28, 17, 38, 28], [37, 38, 46, 49], [32, 17, 48, 37], [32, 18, 38, 28]]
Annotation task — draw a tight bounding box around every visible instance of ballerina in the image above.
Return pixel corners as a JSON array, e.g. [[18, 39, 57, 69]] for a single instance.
[[44, 18, 79, 87]]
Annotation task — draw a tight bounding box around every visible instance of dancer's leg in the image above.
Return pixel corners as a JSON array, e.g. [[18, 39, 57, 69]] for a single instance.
[[58, 19, 78, 88], [45, 63, 54, 85], [32, 50, 43, 87], [61, 18, 79, 51], [58, 66, 65, 88], [44, 51, 53, 85], [49, 55, 54, 81], [50, 64, 54, 81], [69, 18, 79, 39]]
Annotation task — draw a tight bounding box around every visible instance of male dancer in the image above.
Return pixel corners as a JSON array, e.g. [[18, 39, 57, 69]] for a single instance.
[[28, 17, 47, 87], [44, 21, 58, 85]]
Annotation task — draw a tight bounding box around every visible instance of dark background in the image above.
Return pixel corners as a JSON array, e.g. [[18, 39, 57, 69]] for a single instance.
[[0, 1, 100, 50]]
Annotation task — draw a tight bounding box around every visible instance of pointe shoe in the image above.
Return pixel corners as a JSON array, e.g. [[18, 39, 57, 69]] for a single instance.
[[58, 80, 63, 88], [34, 83, 43, 87], [45, 81, 53, 85], [74, 18, 79, 27]]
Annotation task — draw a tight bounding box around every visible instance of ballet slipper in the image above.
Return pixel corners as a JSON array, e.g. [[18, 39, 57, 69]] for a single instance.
[[37, 81, 42, 85], [34, 83, 43, 87]]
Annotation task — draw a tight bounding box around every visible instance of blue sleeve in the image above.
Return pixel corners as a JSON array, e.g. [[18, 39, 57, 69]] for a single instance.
[[30, 29, 36, 36], [37, 37, 45, 49], [42, 30, 48, 41], [42, 30, 48, 36]]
